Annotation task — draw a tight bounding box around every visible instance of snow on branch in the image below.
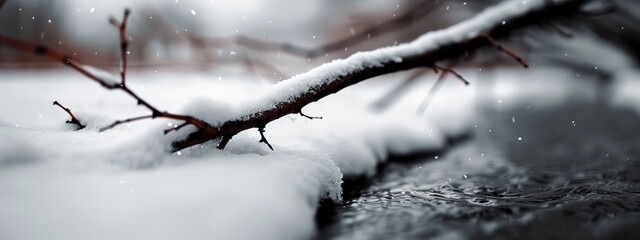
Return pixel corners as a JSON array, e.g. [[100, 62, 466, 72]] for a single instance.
[[0, 0, 590, 152], [171, 0, 590, 151]]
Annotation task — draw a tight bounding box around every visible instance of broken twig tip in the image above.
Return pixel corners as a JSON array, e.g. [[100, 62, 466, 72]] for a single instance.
[[53, 100, 86, 130], [258, 127, 274, 151]]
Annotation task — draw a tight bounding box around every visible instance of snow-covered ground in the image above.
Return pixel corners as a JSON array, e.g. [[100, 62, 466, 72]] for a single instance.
[[0, 65, 636, 239], [0, 68, 476, 240]]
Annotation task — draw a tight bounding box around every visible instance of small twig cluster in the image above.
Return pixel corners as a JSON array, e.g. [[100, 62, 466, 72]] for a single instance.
[[0, 9, 218, 144]]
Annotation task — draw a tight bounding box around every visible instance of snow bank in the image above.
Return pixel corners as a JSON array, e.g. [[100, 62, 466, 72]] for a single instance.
[[0, 69, 475, 240], [1, 63, 629, 239]]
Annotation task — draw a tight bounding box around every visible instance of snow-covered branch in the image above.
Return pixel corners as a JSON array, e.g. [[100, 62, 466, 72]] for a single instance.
[[171, 0, 589, 151], [0, 0, 591, 152]]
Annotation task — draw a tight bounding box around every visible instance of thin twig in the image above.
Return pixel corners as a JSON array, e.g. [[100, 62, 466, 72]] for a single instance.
[[109, 8, 131, 86], [416, 67, 451, 115], [298, 109, 323, 120], [0, 36, 119, 89], [258, 126, 274, 151], [483, 34, 529, 68], [433, 64, 469, 85], [0, 14, 218, 137], [164, 122, 190, 135], [100, 115, 153, 132], [53, 101, 86, 129]]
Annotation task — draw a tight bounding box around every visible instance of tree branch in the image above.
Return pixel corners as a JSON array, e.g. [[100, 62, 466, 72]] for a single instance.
[[0, 0, 592, 153], [483, 34, 530, 68], [0, 10, 218, 137], [109, 8, 131, 86], [171, 0, 590, 152]]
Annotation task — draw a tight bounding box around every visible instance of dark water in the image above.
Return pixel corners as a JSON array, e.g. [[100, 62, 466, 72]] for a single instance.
[[319, 104, 640, 240]]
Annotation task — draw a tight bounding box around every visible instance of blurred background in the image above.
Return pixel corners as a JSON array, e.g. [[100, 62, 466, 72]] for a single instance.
[[1, 0, 638, 85]]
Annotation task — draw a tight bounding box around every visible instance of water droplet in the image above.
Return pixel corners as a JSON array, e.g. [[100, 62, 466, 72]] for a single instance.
[[190, 9, 196, 15], [90, 7, 95, 13], [518, 137, 522, 141]]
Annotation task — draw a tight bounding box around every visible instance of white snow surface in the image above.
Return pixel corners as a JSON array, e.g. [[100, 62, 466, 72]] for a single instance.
[[0, 69, 477, 240], [1, 62, 634, 239]]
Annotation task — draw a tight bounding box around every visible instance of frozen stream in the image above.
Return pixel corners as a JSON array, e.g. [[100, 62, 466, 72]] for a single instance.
[[318, 103, 640, 239]]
